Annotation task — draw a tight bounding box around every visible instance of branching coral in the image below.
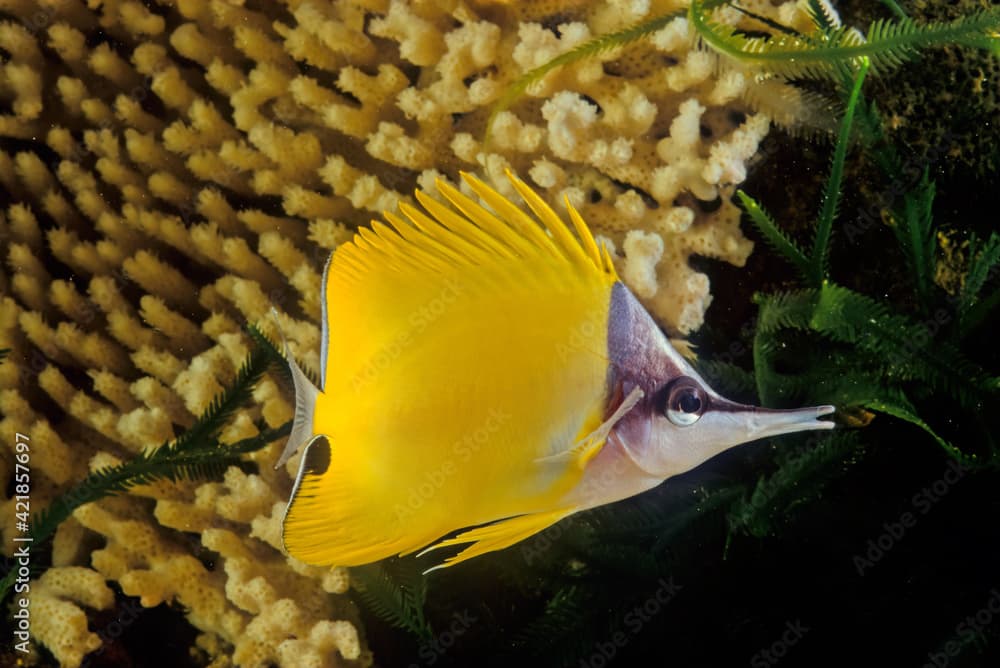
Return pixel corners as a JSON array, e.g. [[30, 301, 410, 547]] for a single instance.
[[0, 0, 821, 665]]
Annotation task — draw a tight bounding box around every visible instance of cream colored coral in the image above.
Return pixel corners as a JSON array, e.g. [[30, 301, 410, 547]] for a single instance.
[[0, 0, 827, 665], [29, 568, 114, 668]]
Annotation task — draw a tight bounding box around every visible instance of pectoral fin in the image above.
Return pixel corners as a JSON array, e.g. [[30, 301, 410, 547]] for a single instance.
[[534, 386, 644, 470], [417, 508, 573, 572]]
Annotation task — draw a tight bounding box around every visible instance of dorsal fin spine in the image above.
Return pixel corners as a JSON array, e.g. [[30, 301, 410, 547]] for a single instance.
[[383, 209, 481, 266], [415, 188, 517, 261], [394, 203, 483, 265], [565, 198, 605, 271], [330, 171, 619, 287], [506, 171, 589, 268], [462, 172, 563, 257], [435, 179, 538, 257]]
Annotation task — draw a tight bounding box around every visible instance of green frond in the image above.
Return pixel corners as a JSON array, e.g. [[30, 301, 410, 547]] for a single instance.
[[809, 283, 995, 409], [961, 287, 1000, 338], [851, 97, 902, 174], [876, 0, 909, 21], [728, 431, 862, 538], [245, 322, 289, 375], [737, 190, 810, 278], [512, 586, 588, 648], [351, 559, 432, 642], [810, 58, 868, 285], [505, 585, 603, 666], [805, 0, 842, 34], [0, 570, 16, 609], [753, 290, 819, 335], [779, 349, 893, 407], [752, 290, 824, 405], [817, 374, 911, 410], [170, 330, 274, 454], [863, 395, 975, 465], [484, 8, 690, 144], [962, 232, 1000, 306], [959, 232, 1000, 334], [578, 504, 656, 540], [691, 0, 1000, 80], [581, 488, 697, 541], [696, 359, 757, 399], [752, 333, 800, 407], [890, 171, 937, 309]]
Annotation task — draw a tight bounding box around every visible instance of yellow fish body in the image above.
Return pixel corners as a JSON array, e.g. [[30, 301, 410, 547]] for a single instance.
[[281, 171, 833, 570]]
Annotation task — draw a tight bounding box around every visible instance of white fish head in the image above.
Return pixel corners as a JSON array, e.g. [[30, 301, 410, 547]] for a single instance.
[[606, 283, 835, 479]]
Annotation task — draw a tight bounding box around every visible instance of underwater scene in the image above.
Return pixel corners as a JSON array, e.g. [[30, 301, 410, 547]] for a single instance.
[[1, 0, 999, 666]]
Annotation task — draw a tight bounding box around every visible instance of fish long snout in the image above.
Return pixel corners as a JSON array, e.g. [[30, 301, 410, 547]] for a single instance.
[[710, 399, 836, 440]]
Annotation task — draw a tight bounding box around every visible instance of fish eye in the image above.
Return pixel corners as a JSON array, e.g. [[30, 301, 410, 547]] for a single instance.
[[663, 378, 706, 426]]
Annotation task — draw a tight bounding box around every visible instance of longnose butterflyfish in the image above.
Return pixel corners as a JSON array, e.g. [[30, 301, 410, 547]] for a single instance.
[[279, 170, 835, 571]]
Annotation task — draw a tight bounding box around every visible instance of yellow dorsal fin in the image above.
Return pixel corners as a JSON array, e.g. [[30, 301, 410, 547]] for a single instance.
[[327, 172, 614, 283], [565, 194, 607, 271], [321, 171, 618, 394]]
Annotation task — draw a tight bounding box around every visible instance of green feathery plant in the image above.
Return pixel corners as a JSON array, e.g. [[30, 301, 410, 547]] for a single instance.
[[485, 0, 1000, 144], [736, 61, 1000, 465], [351, 558, 434, 643], [876, 0, 907, 21], [959, 232, 1000, 336], [0, 325, 291, 605], [691, 0, 1000, 79], [727, 430, 862, 540], [484, 484, 736, 667], [737, 56, 869, 286]]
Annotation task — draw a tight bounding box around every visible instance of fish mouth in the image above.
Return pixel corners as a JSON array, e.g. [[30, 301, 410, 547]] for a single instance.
[[711, 399, 837, 440]]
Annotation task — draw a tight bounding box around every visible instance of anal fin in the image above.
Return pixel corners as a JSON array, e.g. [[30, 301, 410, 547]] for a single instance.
[[417, 508, 573, 572]]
